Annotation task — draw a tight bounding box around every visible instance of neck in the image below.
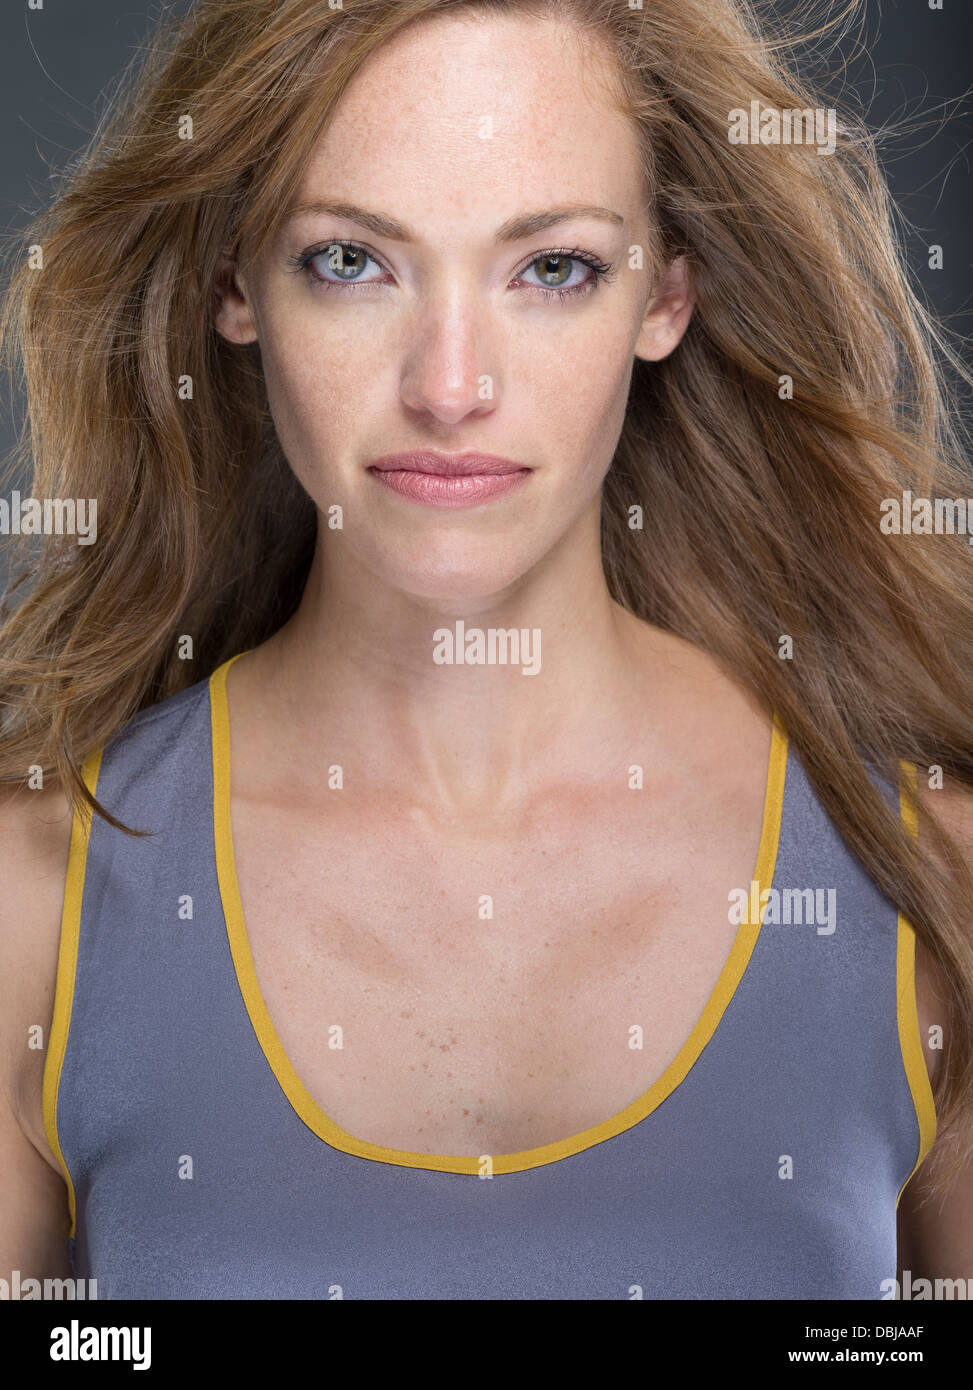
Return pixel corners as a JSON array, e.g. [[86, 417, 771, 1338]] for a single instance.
[[240, 503, 676, 813]]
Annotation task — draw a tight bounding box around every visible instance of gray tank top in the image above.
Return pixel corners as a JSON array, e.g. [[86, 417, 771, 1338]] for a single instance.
[[42, 654, 936, 1298]]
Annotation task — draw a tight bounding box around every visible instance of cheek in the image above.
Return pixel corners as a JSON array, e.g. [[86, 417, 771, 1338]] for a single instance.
[[257, 318, 373, 481], [521, 326, 635, 477]]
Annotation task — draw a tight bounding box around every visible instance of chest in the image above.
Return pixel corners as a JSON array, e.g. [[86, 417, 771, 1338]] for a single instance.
[[226, 761, 774, 1158]]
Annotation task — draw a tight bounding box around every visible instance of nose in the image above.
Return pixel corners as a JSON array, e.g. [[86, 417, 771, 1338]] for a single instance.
[[399, 287, 497, 427]]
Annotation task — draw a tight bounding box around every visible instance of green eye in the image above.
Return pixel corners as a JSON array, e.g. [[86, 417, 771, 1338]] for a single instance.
[[533, 255, 574, 288], [289, 241, 613, 300], [517, 249, 613, 298], [290, 242, 386, 287], [325, 243, 370, 280]]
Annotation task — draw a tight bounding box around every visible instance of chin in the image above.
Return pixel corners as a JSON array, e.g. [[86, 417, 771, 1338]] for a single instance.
[[379, 548, 535, 607]]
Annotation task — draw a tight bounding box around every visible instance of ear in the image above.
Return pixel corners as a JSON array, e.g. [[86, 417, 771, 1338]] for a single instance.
[[212, 256, 259, 345], [634, 255, 694, 363]]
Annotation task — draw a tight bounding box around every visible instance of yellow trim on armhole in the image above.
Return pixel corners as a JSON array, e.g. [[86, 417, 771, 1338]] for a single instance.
[[894, 759, 938, 1207], [41, 747, 104, 1241]]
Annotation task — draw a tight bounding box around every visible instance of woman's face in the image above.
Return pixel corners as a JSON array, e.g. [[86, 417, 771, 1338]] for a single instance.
[[215, 10, 693, 602]]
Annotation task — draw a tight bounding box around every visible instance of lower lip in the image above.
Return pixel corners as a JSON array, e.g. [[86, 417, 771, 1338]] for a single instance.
[[368, 468, 531, 508]]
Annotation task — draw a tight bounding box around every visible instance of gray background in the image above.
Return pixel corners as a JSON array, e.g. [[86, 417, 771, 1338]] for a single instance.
[[1, 0, 970, 504]]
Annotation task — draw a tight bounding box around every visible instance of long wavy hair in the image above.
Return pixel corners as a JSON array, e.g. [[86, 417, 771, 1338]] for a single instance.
[[1, 0, 972, 1170]]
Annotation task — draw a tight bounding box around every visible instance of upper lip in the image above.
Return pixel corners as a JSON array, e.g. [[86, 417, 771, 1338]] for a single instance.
[[367, 451, 529, 477]]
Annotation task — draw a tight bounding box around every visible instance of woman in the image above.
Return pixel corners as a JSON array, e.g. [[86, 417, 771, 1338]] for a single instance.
[[0, 0, 971, 1300]]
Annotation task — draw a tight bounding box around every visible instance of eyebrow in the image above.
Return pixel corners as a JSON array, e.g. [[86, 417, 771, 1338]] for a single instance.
[[282, 200, 624, 242]]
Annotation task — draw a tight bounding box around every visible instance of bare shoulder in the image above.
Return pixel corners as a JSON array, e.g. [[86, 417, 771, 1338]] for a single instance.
[[915, 765, 973, 852], [896, 770, 973, 1281], [912, 771, 973, 1093], [0, 779, 74, 1168]]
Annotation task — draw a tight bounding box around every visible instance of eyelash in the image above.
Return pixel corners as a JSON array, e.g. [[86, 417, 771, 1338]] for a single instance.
[[286, 242, 614, 302]]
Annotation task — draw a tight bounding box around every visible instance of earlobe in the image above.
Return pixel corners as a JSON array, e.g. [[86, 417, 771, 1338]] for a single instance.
[[634, 255, 695, 363], [212, 257, 259, 345]]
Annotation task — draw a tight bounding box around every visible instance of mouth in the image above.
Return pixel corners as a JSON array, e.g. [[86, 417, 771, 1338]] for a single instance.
[[366, 451, 532, 508]]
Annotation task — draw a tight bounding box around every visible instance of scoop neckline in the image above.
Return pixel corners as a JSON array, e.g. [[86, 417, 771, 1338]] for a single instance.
[[210, 651, 789, 1175]]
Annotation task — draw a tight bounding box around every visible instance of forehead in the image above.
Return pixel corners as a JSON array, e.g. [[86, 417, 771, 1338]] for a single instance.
[[292, 10, 644, 232]]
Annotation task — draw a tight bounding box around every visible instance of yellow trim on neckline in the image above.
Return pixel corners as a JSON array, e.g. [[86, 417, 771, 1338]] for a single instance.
[[211, 652, 789, 1175], [894, 760, 938, 1206], [42, 746, 104, 1241]]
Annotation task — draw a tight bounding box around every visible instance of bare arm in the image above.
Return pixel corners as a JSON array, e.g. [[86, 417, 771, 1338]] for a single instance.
[[0, 782, 75, 1286], [0, 1105, 74, 1283], [897, 779, 973, 1286]]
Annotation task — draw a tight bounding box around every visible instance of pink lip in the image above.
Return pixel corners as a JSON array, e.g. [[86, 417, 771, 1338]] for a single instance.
[[367, 451, 532, 508]]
